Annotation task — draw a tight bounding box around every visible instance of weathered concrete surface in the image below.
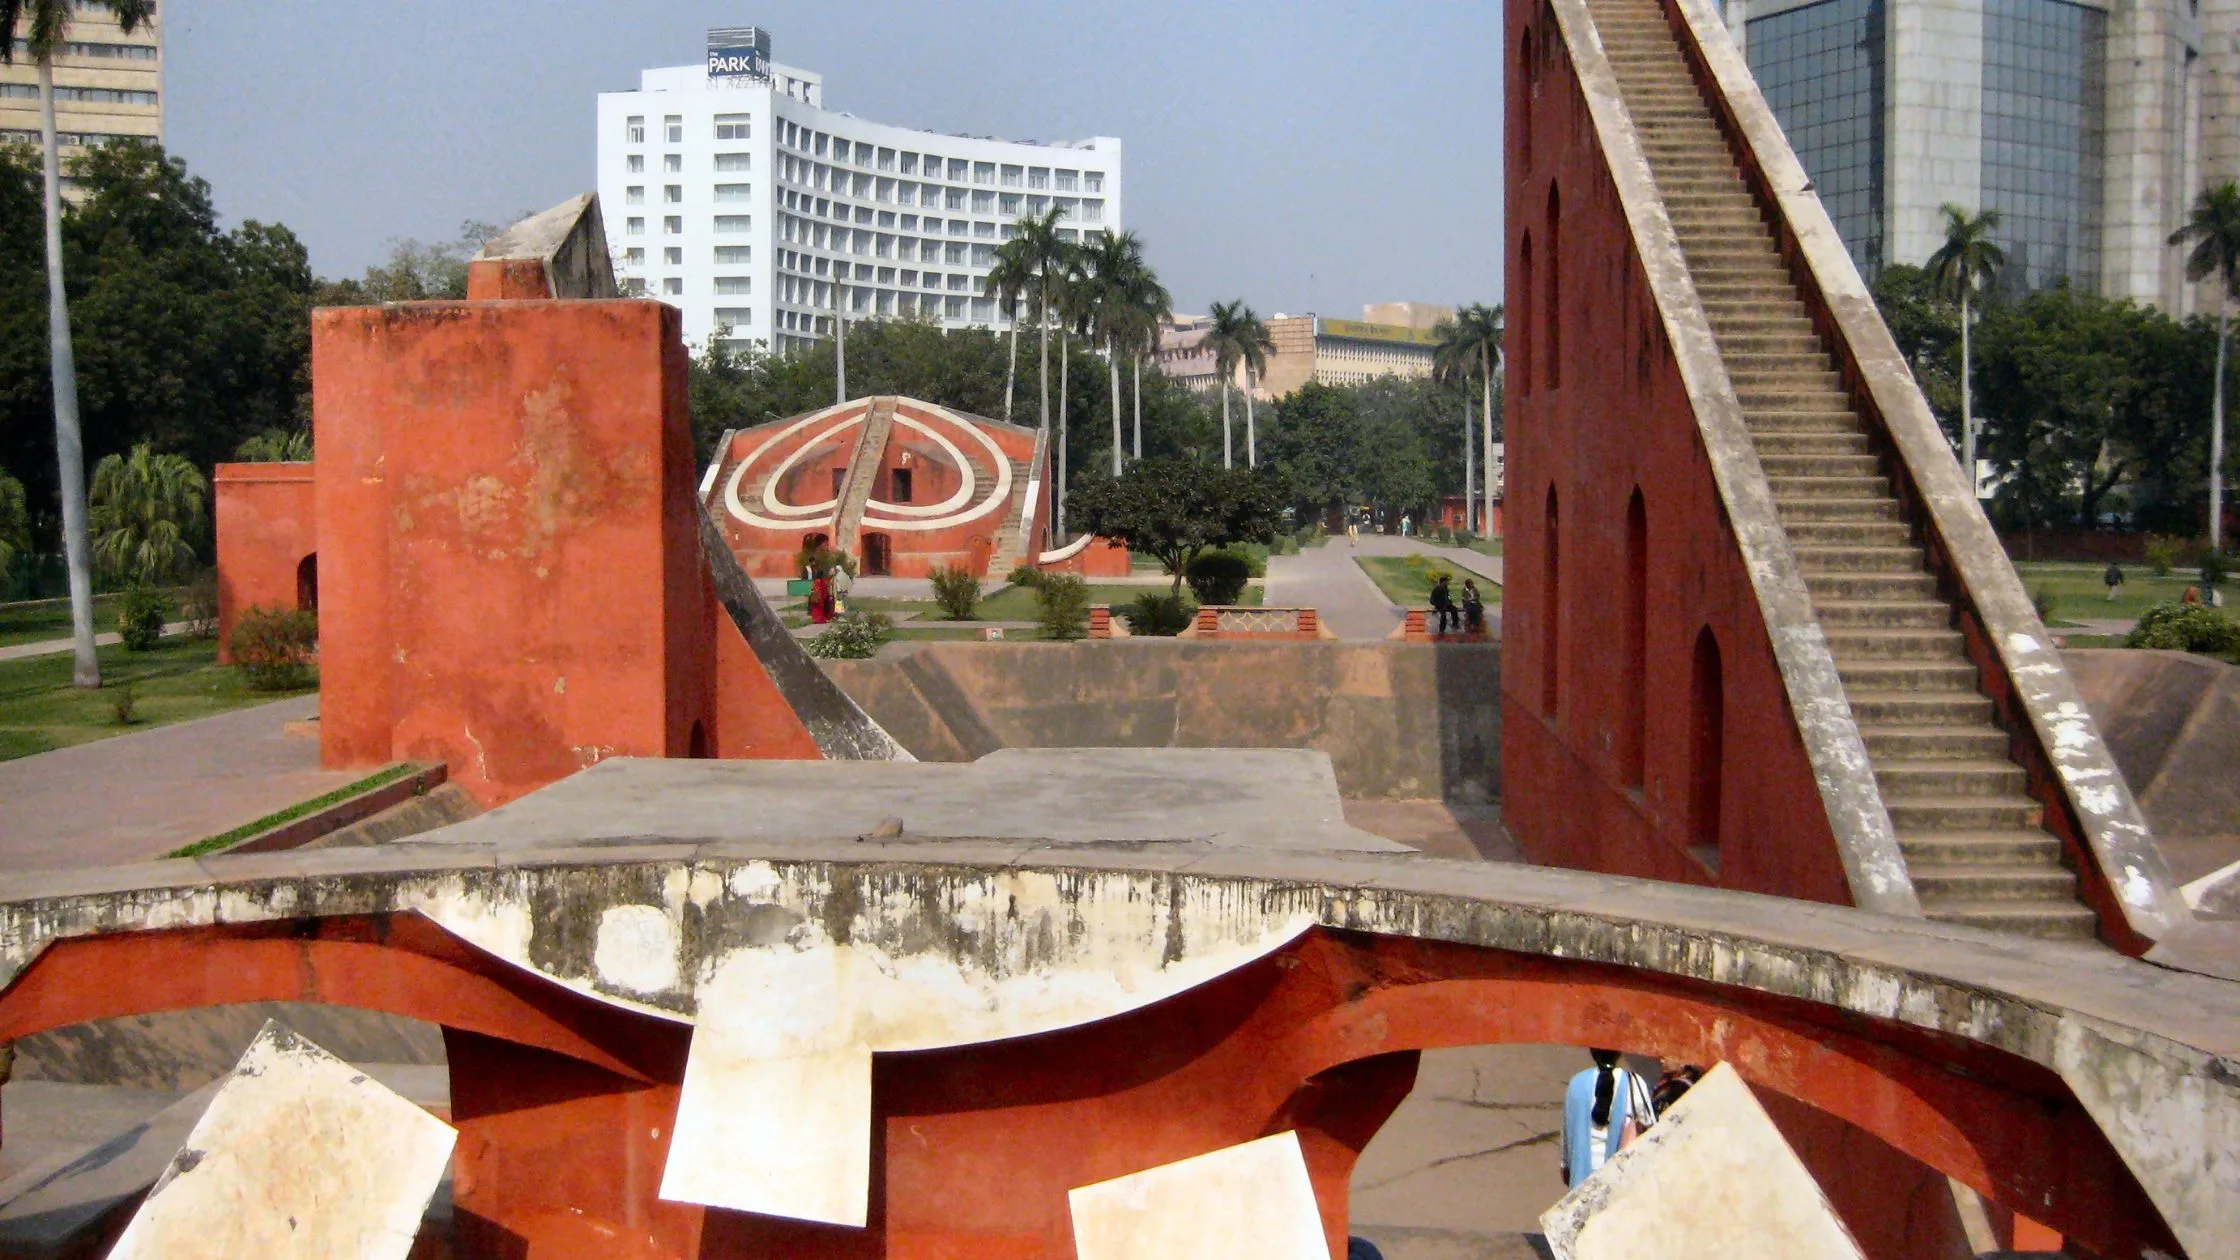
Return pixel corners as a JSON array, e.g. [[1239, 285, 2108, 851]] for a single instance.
[[0, 696, 354, 872], [1068, 1130, 1329, 1260], [2066, 649, 2240, 885], [300, 782, 484, 849], [1341, 800, 1519, 861], [466, 192, 620, 300], [820, 640, 1501, 802], [408, 750, 1405, 854], [1540, 1064, 1864, 1259], [0, 836, 2232, 1255], [1350, 1045, 1571, 1243], [107, 1022, 454, 1260]]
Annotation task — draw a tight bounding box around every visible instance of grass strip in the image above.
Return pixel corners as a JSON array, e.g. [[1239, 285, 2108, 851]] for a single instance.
[[167, 762, 421, 859]]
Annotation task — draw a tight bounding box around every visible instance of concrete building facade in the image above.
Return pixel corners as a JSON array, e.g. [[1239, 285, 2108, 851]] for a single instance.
[[1, 4, 163, 169], [596, 27, 1122, 351], [1722, 0, 2223, 310], [1158, 305, 1449, 400]]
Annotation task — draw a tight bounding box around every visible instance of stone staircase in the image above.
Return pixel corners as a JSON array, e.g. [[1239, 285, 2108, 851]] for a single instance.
[[990, 426, 1051, 576], [832, 397, 897, 556], [1592, 0, 2096, 939]]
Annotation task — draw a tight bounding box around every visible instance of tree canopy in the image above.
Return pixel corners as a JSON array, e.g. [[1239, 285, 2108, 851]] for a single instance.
[[1067, 457, 1287, 589]]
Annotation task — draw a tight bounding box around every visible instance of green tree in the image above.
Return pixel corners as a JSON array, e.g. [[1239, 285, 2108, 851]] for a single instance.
[[1869, 263, 1963, 441], [1434, 303, 1504, 533], [315, 219, 507, 306], [1204, 300, 1275, 468], [2170, 181, 2240, 551], [982, 238, 1035, 424], [0, 467, 28, 581], [1011, 207, 1071, 433], [1079, 230, 1148, 476], [234, 429, 313, 462], [88, 443, 205, 585], [1925, 204, 2007, 485], [1068, 457, 1286, 592], [1264, 381, 1365, 521], [4, 0, 155, 687]]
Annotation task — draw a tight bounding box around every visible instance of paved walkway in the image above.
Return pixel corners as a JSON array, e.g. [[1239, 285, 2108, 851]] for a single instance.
[[0, 623, 191, 663], [0, 696, 355, 871], [1265, 536, 1505, 641]]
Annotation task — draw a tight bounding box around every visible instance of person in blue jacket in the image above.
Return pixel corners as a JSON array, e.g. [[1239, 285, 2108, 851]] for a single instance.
[[1560, 1048, 1655, 1187]]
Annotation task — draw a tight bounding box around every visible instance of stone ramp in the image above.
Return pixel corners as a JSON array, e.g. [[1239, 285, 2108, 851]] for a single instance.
[[2066, 650, 2240, 880], [818, 640, 1501, 803]]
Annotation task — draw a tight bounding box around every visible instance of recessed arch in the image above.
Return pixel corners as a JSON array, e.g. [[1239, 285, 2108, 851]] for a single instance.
[[1621, 489, 1647, 786], [1691, 625, 1725, 869]]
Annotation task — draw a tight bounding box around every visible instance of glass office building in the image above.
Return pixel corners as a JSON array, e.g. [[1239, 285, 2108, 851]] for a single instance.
[[1728, 0, 2196, 308]]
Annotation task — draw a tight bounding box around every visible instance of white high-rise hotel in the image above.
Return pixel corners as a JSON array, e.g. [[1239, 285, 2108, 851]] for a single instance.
[[596, 27, 1123, 352]]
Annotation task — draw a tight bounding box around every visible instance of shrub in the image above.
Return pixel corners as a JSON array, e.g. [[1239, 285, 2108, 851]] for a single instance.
[[2204, 550, 2231, 595], [180, 567, 220, 639], [1035, 574, 1090, 641], [118, 584, 174, 652], [2030, 585, 2056, 624], [230, 605, 320, 690], [2125, 601, 2240, 656], [803, 611, 894, 659], [110, 682, 139, 726], [929, 565, 982, 620], [793, 545, 857, 578], [1121, 590, 1193, 636], [2143, 534, 2180, 577], [1185, 550, 1252, 606], [1008, 563, 1044, 590]]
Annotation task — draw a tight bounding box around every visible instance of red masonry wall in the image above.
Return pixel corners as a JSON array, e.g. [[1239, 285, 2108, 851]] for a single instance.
[[1500, 2, 1851, 904], [312, 300, 721, 806], [212, 462, 317, 664]]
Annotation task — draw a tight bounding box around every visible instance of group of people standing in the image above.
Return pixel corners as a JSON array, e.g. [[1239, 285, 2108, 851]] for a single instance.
[[805, 558, 853, 625], [1560, 1049, 1704, 1188]]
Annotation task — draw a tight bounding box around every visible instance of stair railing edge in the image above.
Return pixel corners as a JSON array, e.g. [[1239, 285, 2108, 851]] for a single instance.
[[1661, 0, 2188, 946], [1546, 0, 1921, 917]]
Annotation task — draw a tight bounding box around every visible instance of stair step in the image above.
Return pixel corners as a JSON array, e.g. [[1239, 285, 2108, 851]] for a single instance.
[[1846, 690, 1997, 726], [1749, 410, 1865, 433], [1814, 598, 1948, 628], [1910, 864, 2082, 903], [1823, 627, 1964, 659], [1874, 759, 2029, 798], [1897, 829, 2063, 865], [1783, 518, 1909, 544], [1807, 570, 1941, 601], [1861, 725, 2012, 760], [1884, 794, 2045, 831], [1833, 658, 1978, 691], [1921, 900, 2099, 940], [1768, 474, 1891, 498], [1775, 496, 1899, 522], [1761, 454, 1881, 477], [1792, 544, 1923, 573]]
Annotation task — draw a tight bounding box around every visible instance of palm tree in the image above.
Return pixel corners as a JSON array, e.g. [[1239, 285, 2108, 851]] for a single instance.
[[1051, 241, 1092, 535], [1079, 231, 1137, 477], [4, 0, 153, 688], [982, 240, 1034, 424], [1127, 265, 1173, 463], [1925, 204, 2006, 488], [1434, 303, 1505, 533], [1204, 301, 1275, 468], [234, 429, 313, 462], [1011, 207, 1072, 433], [2172, 182, 2240, 553], [89, 444, 205, 587]]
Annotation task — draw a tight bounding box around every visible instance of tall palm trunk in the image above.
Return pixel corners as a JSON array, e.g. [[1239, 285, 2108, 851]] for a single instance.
[[1038, 279, 1051, 432], [1132, 355, 1143, 460], [1108, 337, 1123, 476], [1959, 290, 1975, 489], [1463, 399, 1475, 532], [2214, 293, 2229, 556], [833, 280, 847, 405], [39, 60, 98, 689], [1482, 346, 1497, 538], [1221, 381, 1233, 469], [1004, 316, 1018, 423], [1058, 333, 1070, 536], [1244, 371, 1259, 468]]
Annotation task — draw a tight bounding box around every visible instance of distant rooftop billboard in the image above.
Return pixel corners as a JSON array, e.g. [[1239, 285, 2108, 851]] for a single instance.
[[707, 27, 771, 81]]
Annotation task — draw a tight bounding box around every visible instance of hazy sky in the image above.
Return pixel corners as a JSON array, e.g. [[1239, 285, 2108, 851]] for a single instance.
[[162, 1, 1503, 318]]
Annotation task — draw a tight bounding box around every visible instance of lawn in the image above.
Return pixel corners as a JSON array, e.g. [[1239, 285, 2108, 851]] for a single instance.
[[2010, 561, 2202, 625], [974, 582, 1262, 622], [0, 593, 132, 648], [1355, 555, 1503, 608], [0, 636, 315, 762]]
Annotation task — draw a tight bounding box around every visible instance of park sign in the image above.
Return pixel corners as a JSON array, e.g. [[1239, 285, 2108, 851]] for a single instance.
[[1317, 317, 1441, 347], [708, 27, 772, 81]]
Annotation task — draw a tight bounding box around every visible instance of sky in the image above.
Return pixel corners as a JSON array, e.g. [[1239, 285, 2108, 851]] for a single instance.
[[162, 0, 1504, 319]]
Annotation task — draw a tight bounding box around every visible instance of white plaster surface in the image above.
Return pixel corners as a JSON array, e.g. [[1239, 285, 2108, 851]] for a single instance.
[[107, 1021, 455, 1260], [1539, 1063, 1864, 1260], [1068, 1130, 1329, 1260]]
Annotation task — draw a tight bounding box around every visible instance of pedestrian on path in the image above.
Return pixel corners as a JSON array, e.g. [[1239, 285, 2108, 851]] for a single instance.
[[1429, 575, 1458, 635], [1346, 515, 1359, 547], [832, 563, 854, 615], [2104, 563, 2124, 602], [810, 570, 832, 624], [1561, 1049, 1656, 1188]]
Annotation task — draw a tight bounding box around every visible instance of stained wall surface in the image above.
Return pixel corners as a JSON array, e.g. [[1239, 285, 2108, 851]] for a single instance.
[[212, 463, 316, 664], [312, 300, 718, 805], [1501, 8, 1850, 902]]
